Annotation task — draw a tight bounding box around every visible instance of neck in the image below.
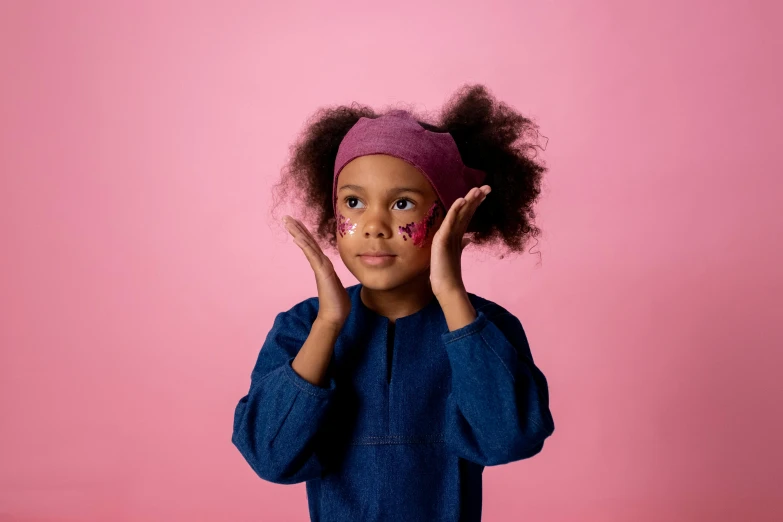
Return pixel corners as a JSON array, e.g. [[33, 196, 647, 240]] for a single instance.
[[359, 270, 435, 323]]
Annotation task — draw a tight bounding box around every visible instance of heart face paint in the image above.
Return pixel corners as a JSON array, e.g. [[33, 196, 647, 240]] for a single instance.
[[337, 211, 357, 237], [398, 202, 441, 247]]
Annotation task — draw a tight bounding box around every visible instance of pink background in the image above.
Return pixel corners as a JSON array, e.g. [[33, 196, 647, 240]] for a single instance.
[[1, 1, 781, 521]]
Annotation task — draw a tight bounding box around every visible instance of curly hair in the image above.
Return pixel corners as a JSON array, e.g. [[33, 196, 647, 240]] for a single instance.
[[270, 83, 548, 260]]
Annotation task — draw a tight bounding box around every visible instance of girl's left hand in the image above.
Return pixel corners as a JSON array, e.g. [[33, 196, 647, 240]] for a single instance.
[[429, 185, 491, 300]]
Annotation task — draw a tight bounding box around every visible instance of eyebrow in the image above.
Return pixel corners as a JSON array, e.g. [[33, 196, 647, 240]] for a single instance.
[[337, 184, 426, 196]]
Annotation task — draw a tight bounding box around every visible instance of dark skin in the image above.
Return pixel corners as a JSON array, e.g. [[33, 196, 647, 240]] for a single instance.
[[335, 154, 441, 321], [284, 154, 490, 327]]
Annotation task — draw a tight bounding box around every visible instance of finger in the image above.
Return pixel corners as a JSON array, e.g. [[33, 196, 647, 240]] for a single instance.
[[292, 217, 321, 245], [288, 218, 322, 253], [437, 197, 467, 243], [284, 217, 329, 272], [289, 228, 321, 263], [455, 186, 490, 236], [284, 217, 314, 249], [435, 185, 490, 246], [295, 235, 331, 275], [465, 186, 490, 212]]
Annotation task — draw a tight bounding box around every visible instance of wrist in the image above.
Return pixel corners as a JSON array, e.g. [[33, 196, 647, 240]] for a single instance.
[[313, 316, 345, 335], [436, 287, 469, 308], [438, 290, 477, 332]]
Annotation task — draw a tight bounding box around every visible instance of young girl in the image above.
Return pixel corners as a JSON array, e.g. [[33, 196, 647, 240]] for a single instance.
[[232, 84, 554, 522]]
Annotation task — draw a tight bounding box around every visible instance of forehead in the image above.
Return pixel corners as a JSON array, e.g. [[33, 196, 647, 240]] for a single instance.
[[338, 154, 433, 193]]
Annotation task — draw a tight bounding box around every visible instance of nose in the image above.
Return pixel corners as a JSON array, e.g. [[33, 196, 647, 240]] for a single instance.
[[362, 208, 393, 238]]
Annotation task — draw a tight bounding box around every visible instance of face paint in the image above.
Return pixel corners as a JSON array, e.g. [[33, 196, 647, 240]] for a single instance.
[[398, 202, 441, 247], [337, 211, 357, 237]]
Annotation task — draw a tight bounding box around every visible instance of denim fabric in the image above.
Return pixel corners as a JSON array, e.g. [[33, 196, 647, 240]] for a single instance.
[[232, 283, 555, 521]]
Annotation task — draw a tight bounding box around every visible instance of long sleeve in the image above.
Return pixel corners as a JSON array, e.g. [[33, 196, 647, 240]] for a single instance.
[[440, 306, 555, 467], [232, 306, 337, 484]]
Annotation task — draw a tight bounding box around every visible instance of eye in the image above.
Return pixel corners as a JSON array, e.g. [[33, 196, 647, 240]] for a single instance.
[[345, 197, 364, 209], [394, 198, 415, 210]]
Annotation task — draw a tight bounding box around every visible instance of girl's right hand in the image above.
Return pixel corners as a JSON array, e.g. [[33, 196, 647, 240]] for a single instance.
[[282, 215, 351, 329]]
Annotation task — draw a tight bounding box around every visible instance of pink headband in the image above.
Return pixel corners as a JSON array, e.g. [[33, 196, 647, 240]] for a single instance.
[[332, 109, 487, 215]]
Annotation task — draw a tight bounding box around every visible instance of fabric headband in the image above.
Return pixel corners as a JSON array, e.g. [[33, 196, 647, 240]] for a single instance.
[[332, 109, 487, 216]]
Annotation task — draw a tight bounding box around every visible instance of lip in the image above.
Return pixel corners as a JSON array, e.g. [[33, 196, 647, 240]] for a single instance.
[[358, 253, 397, 267], [359, 251, 396, 256]]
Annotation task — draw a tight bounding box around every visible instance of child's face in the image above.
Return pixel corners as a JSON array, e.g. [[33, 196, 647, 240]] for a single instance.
[[335, 154, 445, 292]]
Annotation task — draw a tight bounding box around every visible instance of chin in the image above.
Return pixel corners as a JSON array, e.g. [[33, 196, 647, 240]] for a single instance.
[[351, 269, 404, 291], [349, 262, 430, 292]]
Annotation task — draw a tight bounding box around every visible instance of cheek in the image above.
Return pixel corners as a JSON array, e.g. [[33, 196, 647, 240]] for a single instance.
[[336, 211, 357, 237], [397, 202, 442, 248]]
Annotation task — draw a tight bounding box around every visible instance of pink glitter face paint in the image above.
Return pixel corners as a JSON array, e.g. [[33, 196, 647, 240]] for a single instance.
[[398, 202, 441, 247], [336, 211, 357, 237]]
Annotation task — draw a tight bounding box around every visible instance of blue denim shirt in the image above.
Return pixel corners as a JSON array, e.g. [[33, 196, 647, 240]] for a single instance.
[[232, 283, 554, 521]]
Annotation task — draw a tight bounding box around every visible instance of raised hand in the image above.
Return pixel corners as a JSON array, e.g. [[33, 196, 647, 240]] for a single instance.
[[429, 185, 491, 300], [282, 215, 351, 328]]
